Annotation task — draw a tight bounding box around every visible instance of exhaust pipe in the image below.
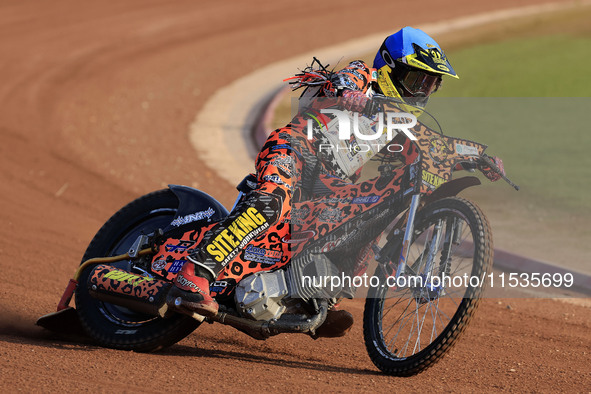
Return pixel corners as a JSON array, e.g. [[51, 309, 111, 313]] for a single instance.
[[212, 299, 328, 340], [88, 265, 171, 317], [87, 265, 329, 338]]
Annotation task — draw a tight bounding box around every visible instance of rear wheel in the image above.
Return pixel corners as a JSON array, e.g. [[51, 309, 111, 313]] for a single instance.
[[364, 197, 493, 376], [75, 189, 201, 352]]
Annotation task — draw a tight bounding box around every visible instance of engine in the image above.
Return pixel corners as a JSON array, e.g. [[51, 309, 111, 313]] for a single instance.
[[234, 270, 289, 321], [234, 254, 343, 321]]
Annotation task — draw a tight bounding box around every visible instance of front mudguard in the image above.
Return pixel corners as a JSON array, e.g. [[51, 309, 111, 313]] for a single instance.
[[422, 176, 481, 206]]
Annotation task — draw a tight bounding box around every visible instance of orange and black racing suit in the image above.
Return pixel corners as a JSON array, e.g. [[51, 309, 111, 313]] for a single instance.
[[186, 60, 398, 297]]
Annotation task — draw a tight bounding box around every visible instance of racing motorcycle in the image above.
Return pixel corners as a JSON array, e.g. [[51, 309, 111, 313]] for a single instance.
[[37, 96, 519, 376]]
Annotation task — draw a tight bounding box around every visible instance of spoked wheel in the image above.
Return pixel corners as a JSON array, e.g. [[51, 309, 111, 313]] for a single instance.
[[75, 189, 201, 352], [364, 197, 493, 376]]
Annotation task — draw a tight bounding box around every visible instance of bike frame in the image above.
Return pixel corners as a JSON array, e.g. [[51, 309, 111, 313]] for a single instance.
[[295, 117, 517, 286]]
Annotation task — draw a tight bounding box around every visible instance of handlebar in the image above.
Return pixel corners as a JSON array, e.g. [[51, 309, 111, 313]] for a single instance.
[[368, 94, 403, 112], [371, 94, 520, 191]]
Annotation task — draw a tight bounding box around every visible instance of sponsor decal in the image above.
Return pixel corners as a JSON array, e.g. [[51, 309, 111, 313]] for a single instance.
[[151, 258, 185, 273], [455, 143, 479, 156], [269, 156, 296, 176], [340, 76, 356, 89], [351, 195, 381, 205], [244, 245, 282, 265], [262, 174, 294, 191], [272, 144, 292, 151], [165, 240, 196, 253], [320, 239, 342, 253], [408, 57, 423, 69], [422, 171, 446, 188], [169, 259, 185, 273], [205, 207, 270, 266], [278, 132, 294, 141], [115, 329, 138, 335], [282, 230, 316, 244], [319, 229, 358, 253], [272, 143, 302, 158], [151, 259, 167, 270], [349, 69, 365, 81], [318, 207, 343, 223], [103, 270, 153, 287], [288, 206, 310, 225], [428, 136, 452, 163], [318, 197, 351, 204], [170, 208, 215, 227], [210, 280, 228, 293], [176, 274, 207, 295], [429, 48, 443, 62]]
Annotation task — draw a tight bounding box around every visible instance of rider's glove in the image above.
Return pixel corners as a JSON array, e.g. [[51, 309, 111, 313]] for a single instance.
[[479, 156, 505, 182], [341, 89, 369, 113]]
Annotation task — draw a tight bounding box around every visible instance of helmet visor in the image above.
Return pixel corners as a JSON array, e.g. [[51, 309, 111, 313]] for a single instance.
[[399, 69, 442, 97]]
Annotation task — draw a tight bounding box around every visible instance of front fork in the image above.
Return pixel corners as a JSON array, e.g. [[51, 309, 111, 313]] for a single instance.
[[395, 193, 421, 278], [394, 196, 460, 291]]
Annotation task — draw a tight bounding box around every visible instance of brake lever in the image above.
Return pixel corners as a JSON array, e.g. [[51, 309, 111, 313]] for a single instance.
[[479, 155, 520, 191]]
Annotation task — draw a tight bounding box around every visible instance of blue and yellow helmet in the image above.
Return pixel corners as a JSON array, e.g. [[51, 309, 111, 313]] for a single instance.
[[373, 27, 457, 110]]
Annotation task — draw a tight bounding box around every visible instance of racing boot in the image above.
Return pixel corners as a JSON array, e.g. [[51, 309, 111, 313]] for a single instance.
[[166, 259, 218, 318], [315, 304, 354, 338]]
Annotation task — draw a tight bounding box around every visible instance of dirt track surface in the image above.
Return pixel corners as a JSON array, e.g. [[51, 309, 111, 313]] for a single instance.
[[1, 0, 589, 391]]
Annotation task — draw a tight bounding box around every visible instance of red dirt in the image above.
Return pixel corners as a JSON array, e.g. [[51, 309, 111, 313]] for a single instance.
[[1, 0, 589, 391]]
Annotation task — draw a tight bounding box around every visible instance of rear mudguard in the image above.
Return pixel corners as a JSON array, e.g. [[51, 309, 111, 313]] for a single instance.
[[376, 176, 481, 265], [163, 184, 230, 233], [38, 185, 230, 325]]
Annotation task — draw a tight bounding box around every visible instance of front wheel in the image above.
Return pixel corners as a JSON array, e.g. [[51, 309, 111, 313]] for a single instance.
[[363, 197, 493, 376], [75, 189, 201, 352]]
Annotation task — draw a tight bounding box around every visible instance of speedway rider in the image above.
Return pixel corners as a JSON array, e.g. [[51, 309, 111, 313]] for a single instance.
[[165, 27, 504, 337]]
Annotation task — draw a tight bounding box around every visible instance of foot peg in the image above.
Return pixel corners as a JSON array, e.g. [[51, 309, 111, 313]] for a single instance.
[[165, 284, 218, 317], [173, 296, 207, 322]]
